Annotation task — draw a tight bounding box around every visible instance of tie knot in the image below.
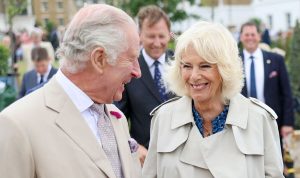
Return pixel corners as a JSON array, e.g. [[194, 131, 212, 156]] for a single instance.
[[154, 60, 160, 67], [250, 55, 254, 60], [90, 103, 105, 116]]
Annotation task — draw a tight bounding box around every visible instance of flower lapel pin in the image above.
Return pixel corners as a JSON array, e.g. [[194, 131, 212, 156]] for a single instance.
[[269, 71, 278, 78], [110, 111, 122, 119], [128, 138, 139, 153]]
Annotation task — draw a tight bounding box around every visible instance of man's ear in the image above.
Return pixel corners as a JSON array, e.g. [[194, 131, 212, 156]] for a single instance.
[[90, 47, 106, 73]]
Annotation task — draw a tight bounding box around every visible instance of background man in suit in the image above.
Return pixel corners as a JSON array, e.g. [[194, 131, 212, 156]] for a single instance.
[[19, 47, 57, 98], [115, 5, 176, 166], [239, 21, 294, 139], [0, 4, 142, 178]]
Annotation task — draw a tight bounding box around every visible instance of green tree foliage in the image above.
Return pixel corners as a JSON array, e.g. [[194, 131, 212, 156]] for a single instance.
[[117, 0, 198, 22], [3, 0, 27, 69], [288, 20, 300, 128], [5, 0, 27, 25], [0, 45, 10, 76], [45, 21, 57, 40]]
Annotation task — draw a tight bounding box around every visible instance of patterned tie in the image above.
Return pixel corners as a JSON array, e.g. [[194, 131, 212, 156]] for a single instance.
[[154, 61, 168, 101], [39, 75, 44, 84], [249, 55, 257, 98], [90, 104, 123, 178]]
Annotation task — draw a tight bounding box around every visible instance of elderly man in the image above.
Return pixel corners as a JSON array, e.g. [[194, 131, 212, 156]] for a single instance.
[[0, 4, 141, 178]]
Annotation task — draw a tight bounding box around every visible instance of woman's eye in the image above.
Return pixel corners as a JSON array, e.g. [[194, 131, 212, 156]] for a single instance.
[[200, 64, 211, 68], [183, 64, 191, 68]]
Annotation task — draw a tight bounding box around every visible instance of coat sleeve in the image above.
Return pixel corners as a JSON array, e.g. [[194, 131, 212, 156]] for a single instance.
[[263, 113, 285, 178], [0, 114, 35, 178], [142, 112, 159, 178]]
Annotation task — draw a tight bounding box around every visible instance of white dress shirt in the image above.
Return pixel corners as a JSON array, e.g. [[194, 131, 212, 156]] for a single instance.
[[55, 69, 102, 145], [243, 48, 265, 103], [142, 48, 166, 78]]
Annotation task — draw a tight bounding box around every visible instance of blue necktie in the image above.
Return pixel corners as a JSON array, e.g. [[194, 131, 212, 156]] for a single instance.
[[154, 61, 168, 101], [249, 56, 257, 98], [39, 75, 44, 84]]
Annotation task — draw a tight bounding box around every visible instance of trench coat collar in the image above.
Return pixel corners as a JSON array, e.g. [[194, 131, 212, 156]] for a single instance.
[[171, 94, 249, 130]]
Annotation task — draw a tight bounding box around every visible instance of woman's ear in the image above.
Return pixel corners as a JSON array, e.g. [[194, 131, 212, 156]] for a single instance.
[[90, 47, 106, 74]]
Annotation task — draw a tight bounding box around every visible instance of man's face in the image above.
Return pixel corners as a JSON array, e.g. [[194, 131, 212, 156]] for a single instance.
[[240, 25, 261, 53], [140, 18, 170, 60], [100, 25, 141, 103], [34, 60, 49, 75]]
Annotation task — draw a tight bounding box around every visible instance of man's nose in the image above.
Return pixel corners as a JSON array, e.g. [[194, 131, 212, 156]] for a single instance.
[[153, 37, 161, 47]]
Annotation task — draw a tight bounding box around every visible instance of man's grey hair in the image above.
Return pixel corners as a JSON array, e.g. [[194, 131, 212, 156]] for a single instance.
[[56, 4, 135, 73]]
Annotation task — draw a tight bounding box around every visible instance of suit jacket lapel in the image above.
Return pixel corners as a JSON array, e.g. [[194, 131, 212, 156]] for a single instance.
[[47, 67, 57, 80], [44, 79, 116, 178], [139, 54, 162, 102], [29, 71, 38, 88], [262, 50, 271, 96], [106, 105, 132, 178]]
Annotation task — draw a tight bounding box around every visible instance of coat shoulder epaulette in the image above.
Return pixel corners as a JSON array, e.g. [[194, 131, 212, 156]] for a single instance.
[[249, 97, 278, 119], [150, 97, 181, 116]]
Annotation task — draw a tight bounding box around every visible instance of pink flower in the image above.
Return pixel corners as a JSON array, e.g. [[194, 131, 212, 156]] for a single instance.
[[110, 111, 122, 119]]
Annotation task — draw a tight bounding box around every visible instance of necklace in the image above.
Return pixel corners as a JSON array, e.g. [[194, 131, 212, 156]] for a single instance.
[[202, 121, 212, 137]]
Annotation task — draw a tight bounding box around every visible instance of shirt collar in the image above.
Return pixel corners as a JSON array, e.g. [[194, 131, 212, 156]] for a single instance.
[[55, 69, 93, 112], [243, 48, 262, 60], [142, 48, 166, 68], [38, 64, 52, 77]]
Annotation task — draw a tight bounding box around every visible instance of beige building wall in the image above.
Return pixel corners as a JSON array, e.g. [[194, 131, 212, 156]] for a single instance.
[[32, 0, 77, 27]]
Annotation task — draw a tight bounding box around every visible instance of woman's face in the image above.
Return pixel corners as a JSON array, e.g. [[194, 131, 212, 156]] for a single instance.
[[180, 46, 223, 104]]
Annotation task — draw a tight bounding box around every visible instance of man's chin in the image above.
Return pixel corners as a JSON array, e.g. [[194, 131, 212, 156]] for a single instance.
[[150, 52, 164, 60], [113, 94, 123, 102]]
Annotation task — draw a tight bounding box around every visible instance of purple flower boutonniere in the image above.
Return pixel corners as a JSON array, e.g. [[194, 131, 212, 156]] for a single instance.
[[110, 111, 122, 119], [128, 138, 139, 153]]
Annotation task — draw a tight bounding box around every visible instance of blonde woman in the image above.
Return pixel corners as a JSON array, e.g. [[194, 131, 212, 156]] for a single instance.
[[142, 21, 284, 178]]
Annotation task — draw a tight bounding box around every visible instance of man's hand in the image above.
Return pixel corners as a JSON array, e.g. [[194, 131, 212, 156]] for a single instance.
[[281, 126, 294, 138], [137, 144, 148, 167]]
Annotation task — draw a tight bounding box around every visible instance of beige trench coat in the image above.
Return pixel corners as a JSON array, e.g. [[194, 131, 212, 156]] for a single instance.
[[0, 79, 141, 178], [142, 94, 284, 178]]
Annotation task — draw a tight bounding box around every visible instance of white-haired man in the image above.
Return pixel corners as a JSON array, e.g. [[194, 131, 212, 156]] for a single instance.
[[0, 4, 142, 178]]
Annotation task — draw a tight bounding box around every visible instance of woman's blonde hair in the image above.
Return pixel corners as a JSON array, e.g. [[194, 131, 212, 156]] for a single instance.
[[165, 21, 244, 104]]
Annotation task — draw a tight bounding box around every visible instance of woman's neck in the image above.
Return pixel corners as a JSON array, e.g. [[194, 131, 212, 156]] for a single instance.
[[194, 100, 224, 122]]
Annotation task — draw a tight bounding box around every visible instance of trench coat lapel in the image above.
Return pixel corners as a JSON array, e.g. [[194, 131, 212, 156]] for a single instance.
[[44, 79, 116, 178], [173, 95, 249, 177], [180, 124, 209, 169]]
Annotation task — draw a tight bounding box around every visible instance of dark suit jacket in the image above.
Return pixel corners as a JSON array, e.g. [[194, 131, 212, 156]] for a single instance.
[[19, 66, 57, 98], [115, 50, 176, 148], [240, 50, 294, 128]]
